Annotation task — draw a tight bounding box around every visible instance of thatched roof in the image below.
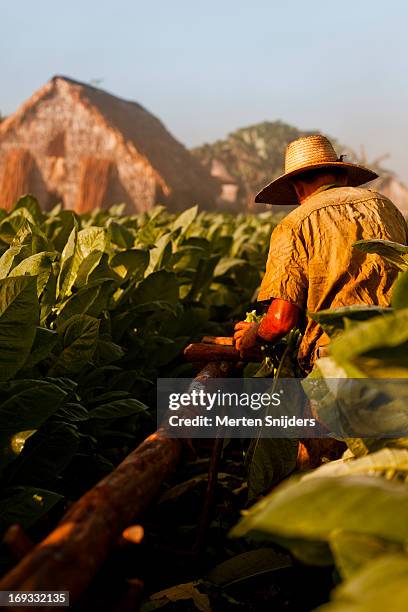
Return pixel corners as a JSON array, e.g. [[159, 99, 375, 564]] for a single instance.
[[0, 76, 219, 210]]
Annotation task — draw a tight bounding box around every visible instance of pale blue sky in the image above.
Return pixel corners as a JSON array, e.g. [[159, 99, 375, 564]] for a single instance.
[[1, 0, 407, 179]]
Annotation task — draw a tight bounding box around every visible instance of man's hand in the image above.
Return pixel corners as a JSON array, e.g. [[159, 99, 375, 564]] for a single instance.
[[233, 321, 260, 356]]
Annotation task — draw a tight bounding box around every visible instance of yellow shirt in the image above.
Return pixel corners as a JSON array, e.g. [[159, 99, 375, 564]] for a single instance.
[[257, 185, 408, 370]]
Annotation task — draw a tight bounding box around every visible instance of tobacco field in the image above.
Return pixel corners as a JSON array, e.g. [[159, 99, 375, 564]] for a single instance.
[[0, 195, 407, 611]]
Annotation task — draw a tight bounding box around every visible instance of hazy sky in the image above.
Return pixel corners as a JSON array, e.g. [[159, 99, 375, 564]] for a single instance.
[[1, 0, 407, 179]]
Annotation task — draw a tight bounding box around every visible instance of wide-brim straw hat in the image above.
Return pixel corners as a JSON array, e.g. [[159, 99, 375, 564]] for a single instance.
[[255, 135, 378, 205]]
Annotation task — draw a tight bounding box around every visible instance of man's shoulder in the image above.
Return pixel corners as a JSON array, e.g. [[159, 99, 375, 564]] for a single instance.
[[281, 186, 395, 228]]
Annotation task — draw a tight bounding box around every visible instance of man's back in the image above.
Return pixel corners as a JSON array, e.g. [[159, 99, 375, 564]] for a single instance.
[[258, 186, 408, 369]]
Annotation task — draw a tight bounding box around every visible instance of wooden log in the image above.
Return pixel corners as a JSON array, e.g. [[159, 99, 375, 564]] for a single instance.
[[201, 336, 234, 346], [2, 525, 34, 563], [0, 431, 181, 609], [0, 362, 231, 609], [184, 342, 264, 363]]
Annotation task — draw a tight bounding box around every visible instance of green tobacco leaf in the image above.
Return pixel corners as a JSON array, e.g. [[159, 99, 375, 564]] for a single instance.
[[13, 195, 45, 225], [55, 402, 89, 423], [57, 225, 108, 296], [56, 285, 102, 326], [329, 530, 402, 579], [171, 204, 198, 233], [0, 379, 68, 474], [57, 222, 78, 298], [10, 422, 79, 485], [186, 255, 220, 302], [40, 262, 58, 324], [0, 245, 29, 279], [108, 219, 135, 248], [172, 245, 207, 272], [132, 270, 179, 305], [246, 438, 298, 502], [231, 475, 408, 561], [88, 398, 148, 420], [110, 249, 149, 280], [0, 276, 39, 381], [309, 305, 389, 337], [214, 257, 248, 277], [207, 548, 292, 587], [49, 315, 100, 376], [45, 210, 77, 253], [317, 554, 408, 612], [353, 239, 408, 270], [145, 232, 173, 274], [302, 448, 408, 481], [0, 486, 63, 535], [330, 307, 408, 377], [10, 430, 37, 456], [304, 371, 408, 439], [0, 380, 68, 436], [9, 251, 58, 296], [23, 327, 58, 369], [93, 339, 125, 365], [392, 269, 408, 310], [74, 227, 108, 288]]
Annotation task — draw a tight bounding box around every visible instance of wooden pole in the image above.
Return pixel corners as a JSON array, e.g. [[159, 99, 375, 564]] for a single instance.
[[0, 362, 232, 609], [184, 342, 263, 363]]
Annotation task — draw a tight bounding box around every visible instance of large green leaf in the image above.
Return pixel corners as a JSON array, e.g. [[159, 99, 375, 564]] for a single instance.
[[304, 369, 408, 439], [0, 245, 30, 278], [49, 315, 100, 376], [0, 276, 39, 381], [22, 327, 58, 369], [353, 239, 408, 270], [108, 219, 135, 248], [309, 305, 390, 337], [302, 448, 408, 481], [132, 270, 179, 305], [171, 205, 198, 233], [56, 285, 103, 326], [13, 195, 45, 225], [207, 548, 292, 587], [329, 307, 408, 377], [328, 530, 402, 579], [45, 210, 77, 253], [246, 438, 298, 502], [74, 226, 108, 288], [392, 269, 408, 310], [317, 554, 408, 612], [9, 422, 79, 485], [0, 486, 63, 535], [57, 225, 108, 296], [0, 379, 68, 474], [57, 223, 78, 298], [110, 249, 149, 281], [231, 475, 408, 560], [214, 257, 248, 277], [9, 251, 58, 296], [88, 398, 148, 420], [145, 232, 173, 274]]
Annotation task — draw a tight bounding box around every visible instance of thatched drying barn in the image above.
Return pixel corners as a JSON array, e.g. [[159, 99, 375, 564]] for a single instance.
[[0, 76, 219, 213]]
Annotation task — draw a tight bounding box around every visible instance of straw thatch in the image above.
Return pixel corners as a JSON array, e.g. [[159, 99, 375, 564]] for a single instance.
[[0, 76, 219, 212], [0, 149, 34, 211], [76, 158, 113, 213]]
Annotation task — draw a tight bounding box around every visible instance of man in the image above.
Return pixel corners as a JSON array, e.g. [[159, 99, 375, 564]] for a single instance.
[[234, 135, 407, 372]]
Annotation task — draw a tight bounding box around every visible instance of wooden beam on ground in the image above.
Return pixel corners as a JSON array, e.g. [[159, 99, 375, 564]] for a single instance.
[[0, 362, 232, 610], [184, 342, 264, 363]]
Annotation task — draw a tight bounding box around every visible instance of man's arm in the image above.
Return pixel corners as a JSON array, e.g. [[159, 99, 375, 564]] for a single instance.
[[234, 298, 301, 355]]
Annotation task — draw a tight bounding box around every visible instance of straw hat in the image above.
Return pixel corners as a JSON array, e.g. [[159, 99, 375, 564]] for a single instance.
[[255, 135, 378, 205]]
